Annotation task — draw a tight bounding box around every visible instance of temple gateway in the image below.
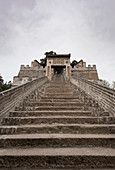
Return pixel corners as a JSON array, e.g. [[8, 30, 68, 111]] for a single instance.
[[13, 53, 99, 86], [46, 54, 71, 80]]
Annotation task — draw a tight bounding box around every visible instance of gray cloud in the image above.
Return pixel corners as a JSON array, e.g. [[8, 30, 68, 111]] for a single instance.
[[82, 0, 115, 42], [0, 0, 115, 83]]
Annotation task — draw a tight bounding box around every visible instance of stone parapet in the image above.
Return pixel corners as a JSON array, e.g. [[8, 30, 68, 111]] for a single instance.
[[0, 76, 48, 118], [71, 77, 115, 116], [71, 69, 98, 81], [13, 69, 46, 86]]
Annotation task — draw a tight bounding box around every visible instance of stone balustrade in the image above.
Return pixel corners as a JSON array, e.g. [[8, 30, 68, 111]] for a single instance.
[[71, 77, 115, 116], [0, 76, 48, 118]]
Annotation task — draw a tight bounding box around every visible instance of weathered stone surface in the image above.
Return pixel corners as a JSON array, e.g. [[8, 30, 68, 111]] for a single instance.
[[0, 76, 48, 119], [0, 148, 115, 168], [0, 74, 115, 168], [0, 134, 115, 148], [71, 77, 115, 116]]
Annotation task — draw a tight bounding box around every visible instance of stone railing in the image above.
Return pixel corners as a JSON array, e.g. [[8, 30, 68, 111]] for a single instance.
[[0, 76, 48, 118], [71, 77, 115, 116]]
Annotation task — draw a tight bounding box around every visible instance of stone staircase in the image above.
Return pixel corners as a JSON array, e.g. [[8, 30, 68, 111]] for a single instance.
[[0, 74, 115, 169]]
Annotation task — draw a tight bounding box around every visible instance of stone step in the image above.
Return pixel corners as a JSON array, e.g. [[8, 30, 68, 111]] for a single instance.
[[41, 96, 79, 99], [15, 107, 84, 112], [15, 106, 84, 111], [43, 93, 74, 96], [0, 168, 113, 170], [0, 124, 115, 135], [45, 87, 72, 90], [45, 87, 72, 89], [44, 93, 74, 96], [39, 99, 80, 102], [47, 86, 70, 89], [2, 116, 115, 125], [35, 106, 84, 111], [45, 89, 72, 92], [21, 102, 84, 107], [45, 92, 73, 95], [9, 111, 92, 117], [0, 147, 114, 168], [46, 85, 70, 87], [0, 134, 115, 148], [46, 87, 70, 90], [48, 84, 69, 86], [43, 95, 75, 98]]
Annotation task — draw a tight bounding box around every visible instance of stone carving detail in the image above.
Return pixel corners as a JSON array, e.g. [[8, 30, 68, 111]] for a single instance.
[[53, 59, 64, 65]]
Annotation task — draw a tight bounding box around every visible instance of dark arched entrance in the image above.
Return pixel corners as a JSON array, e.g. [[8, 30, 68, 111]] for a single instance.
[[51, 66, 66, 75]]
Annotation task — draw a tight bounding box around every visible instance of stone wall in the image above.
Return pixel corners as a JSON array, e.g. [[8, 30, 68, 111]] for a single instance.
[[71, 61, 98, 81], [0, 76, 48, 119], [13, 57, 99, 85], [13, 64, 46, 86], [71, 77, 115, 116]]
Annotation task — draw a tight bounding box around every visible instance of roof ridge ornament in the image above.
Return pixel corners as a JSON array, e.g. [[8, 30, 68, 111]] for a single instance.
[[44, 51, 56, 56]]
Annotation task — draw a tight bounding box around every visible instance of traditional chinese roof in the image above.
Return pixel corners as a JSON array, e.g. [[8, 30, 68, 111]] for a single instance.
[[46, 54, 71, 58]]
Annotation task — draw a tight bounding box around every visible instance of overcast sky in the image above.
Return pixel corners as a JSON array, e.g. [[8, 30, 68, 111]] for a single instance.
[[0, 0, 115, 83]]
